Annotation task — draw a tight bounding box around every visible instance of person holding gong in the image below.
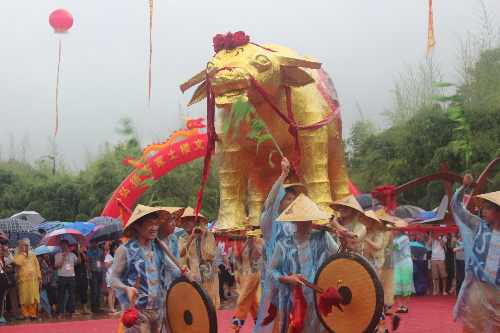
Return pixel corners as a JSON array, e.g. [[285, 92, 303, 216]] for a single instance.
[[262, 193, 338, 332], [177, 207, 219, 309]]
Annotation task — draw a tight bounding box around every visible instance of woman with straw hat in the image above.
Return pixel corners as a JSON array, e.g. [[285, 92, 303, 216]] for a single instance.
[[359, 210, 384, 271], [260, 158, 308, 265], [392, 220, 412, 315], [158, 207, 185, 262], [157, 207, 185, 333], [229, 229, 263, 332], [177, 207, 219, 309], [329, 195, 367, 254], [451, 174, 500, 333], [255, 158, 307, 333], [374, 209, 400, 333], [258, 193, 338, 333], [109, 205, 185, 333]]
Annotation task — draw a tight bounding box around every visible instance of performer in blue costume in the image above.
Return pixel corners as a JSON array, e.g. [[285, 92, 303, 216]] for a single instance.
[[260, 193, 338, 333], [255, 158, 307, 333], [158, 207, 185, 333], [452, 174, 500, 333], [109, 205, 187, 333]]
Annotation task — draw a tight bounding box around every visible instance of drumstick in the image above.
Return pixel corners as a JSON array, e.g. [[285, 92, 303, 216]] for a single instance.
[[287, 272, 325, 294], [311, 225, 359, 240], [154, 237, 195, 283], [130, 276, 141, 309]]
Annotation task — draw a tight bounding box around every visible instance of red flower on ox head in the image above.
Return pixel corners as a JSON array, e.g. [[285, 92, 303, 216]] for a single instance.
[[213, 31, 250, 53]]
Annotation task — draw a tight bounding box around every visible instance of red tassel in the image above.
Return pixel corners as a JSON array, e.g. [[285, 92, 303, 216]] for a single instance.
[[261, 303, 277, 326], [318, 287, 343, 317], [288, 285, 307, 332]]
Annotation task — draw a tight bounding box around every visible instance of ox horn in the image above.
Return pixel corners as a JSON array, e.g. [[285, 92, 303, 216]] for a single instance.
[[180, 69, 207, 93]]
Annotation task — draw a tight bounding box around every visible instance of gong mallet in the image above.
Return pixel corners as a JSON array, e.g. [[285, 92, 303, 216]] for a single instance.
[[311, 224, 359, 240], [122, 276, 141, 328], [287, 272, 343, 316], [154, 237, 195, 283]]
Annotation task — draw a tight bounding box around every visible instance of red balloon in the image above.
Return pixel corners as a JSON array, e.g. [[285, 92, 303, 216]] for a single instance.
[[49, 9, 73, 34]]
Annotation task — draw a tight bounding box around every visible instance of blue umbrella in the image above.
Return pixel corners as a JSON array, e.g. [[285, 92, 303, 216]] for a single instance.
[[410, 241, 428, 258], [87, 221, 122, 244], [35, 221, 64, 233], [34, 245, 61, 256], [64, 222, 95, 236], [8, 231, 44, 248], [87, 216, 121, 226]]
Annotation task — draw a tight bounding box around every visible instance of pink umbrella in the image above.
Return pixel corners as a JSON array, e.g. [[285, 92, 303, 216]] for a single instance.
[[40, 228, 85, 246], [83, 225, 104, 247]]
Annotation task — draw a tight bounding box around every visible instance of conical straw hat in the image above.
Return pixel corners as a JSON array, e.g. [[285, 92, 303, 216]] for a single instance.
[[358, 210, 383, 228], [276, 193, 332, 222], [374, 208, 396, 225], [162, 207, 185, 226], [394, 220, 406, 228], [472, 191, 500, 209], [123, 205, 172, 237], [329, 195, 364, 214], [176, 206, 209, 227], [283, 170, 308, 195]]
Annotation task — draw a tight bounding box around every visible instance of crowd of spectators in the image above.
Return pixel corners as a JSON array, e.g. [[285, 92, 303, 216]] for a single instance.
[[0, 237, 122, 322]]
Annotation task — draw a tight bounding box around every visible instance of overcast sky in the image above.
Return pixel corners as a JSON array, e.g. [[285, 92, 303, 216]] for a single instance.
[[1, 0, 499, 170]]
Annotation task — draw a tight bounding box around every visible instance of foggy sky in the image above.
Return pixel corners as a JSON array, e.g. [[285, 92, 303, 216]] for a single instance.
[[1, 0, 499, 170]]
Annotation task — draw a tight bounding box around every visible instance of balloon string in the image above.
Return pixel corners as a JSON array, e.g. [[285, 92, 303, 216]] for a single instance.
[[55, 38, 62, 137], [148, 0, 153, 107]]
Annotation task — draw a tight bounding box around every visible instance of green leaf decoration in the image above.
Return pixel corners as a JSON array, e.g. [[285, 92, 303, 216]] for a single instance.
[[225, 97, 285, 167]]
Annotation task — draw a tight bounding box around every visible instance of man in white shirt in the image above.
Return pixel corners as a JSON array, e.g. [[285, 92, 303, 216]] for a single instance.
[[427, 232, 448, 295], [54, 239, 81, 317]]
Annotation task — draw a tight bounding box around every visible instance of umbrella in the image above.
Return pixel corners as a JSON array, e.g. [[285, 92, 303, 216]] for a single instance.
[[8, 231, 44, 248], [394, 205, 425, 219], [10, 211, 45, 226], [0, 218, 36, 233], [86, 221, 122, 244], [0, 231, 8, 241], [355, 194, 380, 210], [83, 225, 104, 247], [35, 221, 64, 233], [410, 241, 428, 258], [33, 245, 61, 256], [40, 228, 85, 246], [64, 222, 96, 236], [87, 216, 121, 226]]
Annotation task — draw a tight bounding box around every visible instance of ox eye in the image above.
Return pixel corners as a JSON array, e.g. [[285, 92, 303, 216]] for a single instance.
[[253, 54, 272, 72]]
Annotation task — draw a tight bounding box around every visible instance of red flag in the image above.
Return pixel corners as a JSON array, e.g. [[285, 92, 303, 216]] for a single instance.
[[288, 285, 307, 333], [427, 0, 436, 54]]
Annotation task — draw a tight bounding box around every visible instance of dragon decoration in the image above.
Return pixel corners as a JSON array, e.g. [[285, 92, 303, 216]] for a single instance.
[[122, 117, 206, 167]]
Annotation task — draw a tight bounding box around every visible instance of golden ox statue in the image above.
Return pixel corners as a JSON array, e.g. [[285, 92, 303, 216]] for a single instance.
[[181, 32, 350, 231]]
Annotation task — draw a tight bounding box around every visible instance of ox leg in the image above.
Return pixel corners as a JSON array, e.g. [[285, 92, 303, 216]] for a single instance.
[[328, 131, 350, 201], [247, 169, 276, 227], [298, 126, 334, 215]]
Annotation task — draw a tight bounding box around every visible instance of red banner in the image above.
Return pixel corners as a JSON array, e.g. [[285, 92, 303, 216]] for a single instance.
[[427, 0, 436, 54], [101, 133, 213, 221]]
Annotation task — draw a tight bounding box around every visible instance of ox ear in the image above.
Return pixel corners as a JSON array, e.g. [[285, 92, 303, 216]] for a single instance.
[[282, 67, 315, 87], [276, 55, 322, 69], [180, 69, 207, 93], [187, 81, 207, 106]]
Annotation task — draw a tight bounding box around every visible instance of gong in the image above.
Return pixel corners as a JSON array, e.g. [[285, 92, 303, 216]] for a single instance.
[[166, 276, 217, 333], [314, 252, 384, 333]]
